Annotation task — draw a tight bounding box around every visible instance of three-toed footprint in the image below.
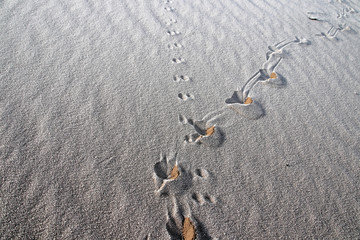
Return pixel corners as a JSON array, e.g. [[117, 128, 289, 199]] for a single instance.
[[163, 174, 215, 239], [182, 120, 225, 147], [153, 152, 181, 194], [165, 197, 199, 240], [153, 155, 215, 199]]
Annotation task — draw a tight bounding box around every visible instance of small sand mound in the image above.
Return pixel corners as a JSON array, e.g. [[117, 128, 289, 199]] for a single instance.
[[205, 125, 215, 137], [182, 217, 196, 240], [244, 97, 253, 104], [196, 125, 216, 142], [168, 165, 179, 180], [270, 72, 277, 79]]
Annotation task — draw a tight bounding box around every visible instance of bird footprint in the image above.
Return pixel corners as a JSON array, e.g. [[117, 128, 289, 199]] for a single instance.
[[178, 93, 194, 101], [153, 153, 180, 193], [191, 193, 216, 205], [173, 75, 191, 82]]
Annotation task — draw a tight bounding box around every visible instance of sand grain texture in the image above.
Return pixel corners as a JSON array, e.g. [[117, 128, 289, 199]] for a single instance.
[[1, 0, 360, 239]]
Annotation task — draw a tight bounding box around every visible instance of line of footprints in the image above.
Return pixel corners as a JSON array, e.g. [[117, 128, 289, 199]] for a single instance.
[[164, 0, 193, 103], [156, 1, 206, 239], [153, 152, 215, 240], [150, 1, 358, 239], [307, 0, 356, 39]]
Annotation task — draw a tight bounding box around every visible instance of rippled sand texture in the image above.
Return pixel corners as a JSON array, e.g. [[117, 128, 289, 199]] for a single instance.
[[1, 0, 360, 239]]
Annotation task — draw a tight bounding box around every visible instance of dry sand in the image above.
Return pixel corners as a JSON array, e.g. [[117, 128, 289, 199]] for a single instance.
[[1, 0, 360, 239]]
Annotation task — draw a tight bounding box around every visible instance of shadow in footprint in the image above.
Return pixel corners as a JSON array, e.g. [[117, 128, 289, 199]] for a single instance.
[[166, 218, 183, 240], [173, 166, 194, 193], [143, 234, 151, 240], [194, 168, 209, 179], [185, 121, 226, 147], [259, 72, 287, 88], [156, 164, 194, 196], [179, 115, 195, 125], [200, 127, 226, 147], [166, 206, 208, 240], [168, 43, 182, 49], [172, 58, 186, 64], [191, 193, 205, 205], [184, 133, 201, 144], [164, 7, 175, 12], [264, 73, 286, 88], [192, 121, 207, 136], [225, 91, 265, 120], [203, 194, 216, 204], [154, 153, 176, 179], [225, 90, 244, 105], [173, 75, 191, 82], [166, 199, 197, 240], [191, 192, 216, 205], [193, 216, 212, 240], [178, 93, 194, 101], [154, 153, 184, 194], [167, 30, 181, 36], [179, 114, 188, 124], [227, 101, 265, 120], [307, 11, 328, 22]]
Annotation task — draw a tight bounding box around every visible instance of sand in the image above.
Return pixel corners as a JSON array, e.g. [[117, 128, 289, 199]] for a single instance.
[[1, 0, 360, 239]]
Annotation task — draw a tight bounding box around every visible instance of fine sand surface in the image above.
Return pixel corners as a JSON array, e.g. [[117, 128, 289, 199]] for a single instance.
[[1, 0, 360, 239]]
